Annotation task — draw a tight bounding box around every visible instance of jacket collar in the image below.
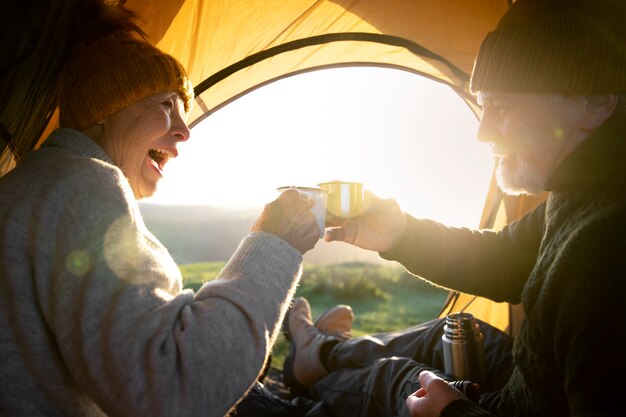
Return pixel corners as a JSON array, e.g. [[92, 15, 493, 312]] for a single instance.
[[545, 112, 626, 192], [42, 128, 115, 166]]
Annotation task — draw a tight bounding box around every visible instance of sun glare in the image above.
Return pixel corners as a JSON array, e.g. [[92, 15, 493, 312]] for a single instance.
[[145, 67, 494, 228]]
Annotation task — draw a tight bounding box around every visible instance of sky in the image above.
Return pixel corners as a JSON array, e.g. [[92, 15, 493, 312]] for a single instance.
[[144, 67, 495, 228]]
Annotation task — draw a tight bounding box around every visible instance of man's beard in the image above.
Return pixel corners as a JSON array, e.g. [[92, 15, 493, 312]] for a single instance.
[[495, 154, 545, 196]]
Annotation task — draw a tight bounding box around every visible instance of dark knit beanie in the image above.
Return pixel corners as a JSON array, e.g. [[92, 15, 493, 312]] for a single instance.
[[470, 0, 626, 94], [59, 33, 193, 130]]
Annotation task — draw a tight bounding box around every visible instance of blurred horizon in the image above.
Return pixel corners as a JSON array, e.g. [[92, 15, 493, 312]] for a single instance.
[[145, 66, 494, 229]]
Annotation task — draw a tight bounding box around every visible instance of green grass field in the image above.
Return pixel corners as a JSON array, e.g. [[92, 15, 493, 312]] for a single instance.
[[180, 261, 448, 370]]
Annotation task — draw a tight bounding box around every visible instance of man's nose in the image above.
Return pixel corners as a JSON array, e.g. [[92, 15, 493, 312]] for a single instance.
[[476, 109, 500, 144]]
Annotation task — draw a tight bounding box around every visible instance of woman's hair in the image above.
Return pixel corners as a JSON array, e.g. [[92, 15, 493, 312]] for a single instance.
[[59, 0, 193, 129], [69, 0, 145, 45]]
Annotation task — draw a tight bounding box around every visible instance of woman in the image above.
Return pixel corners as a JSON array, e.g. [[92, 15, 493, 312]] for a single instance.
[[0, 3, 320, 416]]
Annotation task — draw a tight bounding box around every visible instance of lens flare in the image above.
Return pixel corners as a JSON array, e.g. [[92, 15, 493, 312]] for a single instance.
[[65, 250, 91, 277]]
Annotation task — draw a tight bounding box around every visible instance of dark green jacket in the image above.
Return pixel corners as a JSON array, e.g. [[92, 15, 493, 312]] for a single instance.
[[383, 112, 626, 416]]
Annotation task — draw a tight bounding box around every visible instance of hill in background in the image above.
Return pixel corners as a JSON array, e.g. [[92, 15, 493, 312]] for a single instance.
[[139, 203, 382, 265]]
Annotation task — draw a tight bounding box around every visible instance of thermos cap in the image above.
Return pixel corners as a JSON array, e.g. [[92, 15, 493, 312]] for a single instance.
[[443, 312, 481, 340]]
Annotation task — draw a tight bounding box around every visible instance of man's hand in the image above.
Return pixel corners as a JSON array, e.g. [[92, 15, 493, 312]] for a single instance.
[[405, 371, 465, 417], [324, 194, 406, 253], [251, 188, 320, 254]]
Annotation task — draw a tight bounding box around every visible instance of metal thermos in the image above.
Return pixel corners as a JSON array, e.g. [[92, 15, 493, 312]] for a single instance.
[[442, 312, 487, 384]]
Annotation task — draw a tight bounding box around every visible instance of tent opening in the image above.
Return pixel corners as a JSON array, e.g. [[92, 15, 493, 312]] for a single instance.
[[146, 66, 493, 229], [144, 66, 496, 315]]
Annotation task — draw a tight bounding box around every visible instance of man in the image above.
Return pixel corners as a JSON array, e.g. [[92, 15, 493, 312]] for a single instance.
[[283, 0, 626, 416]]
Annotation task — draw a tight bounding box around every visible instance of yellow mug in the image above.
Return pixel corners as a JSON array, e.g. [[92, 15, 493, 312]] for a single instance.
[[317, 181, 364, 221]]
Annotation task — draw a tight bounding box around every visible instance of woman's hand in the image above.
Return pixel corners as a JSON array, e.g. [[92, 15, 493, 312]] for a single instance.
[[405, 371, 465, 417], [251, 188, 320, 254], [324, 194, 406, 253]]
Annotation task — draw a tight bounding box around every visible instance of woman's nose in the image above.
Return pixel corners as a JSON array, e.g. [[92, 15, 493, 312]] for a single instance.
[[172, 114, 191, 142]]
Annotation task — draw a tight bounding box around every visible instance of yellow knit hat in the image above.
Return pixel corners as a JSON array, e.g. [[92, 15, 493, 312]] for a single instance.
[[59, 32, 193, 129], [470, 0, 626, 94]]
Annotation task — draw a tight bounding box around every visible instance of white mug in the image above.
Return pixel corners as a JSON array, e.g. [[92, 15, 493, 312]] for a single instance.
[[277, 186, 328, 238]]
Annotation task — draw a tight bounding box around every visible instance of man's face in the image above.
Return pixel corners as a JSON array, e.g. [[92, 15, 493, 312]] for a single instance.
[[477, 92, 588, 195], [97, 91, 191, 199]]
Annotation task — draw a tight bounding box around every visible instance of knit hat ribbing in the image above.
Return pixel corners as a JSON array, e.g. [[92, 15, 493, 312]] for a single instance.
[[470, 0, 626, 94], [59, 33, 193, 129]]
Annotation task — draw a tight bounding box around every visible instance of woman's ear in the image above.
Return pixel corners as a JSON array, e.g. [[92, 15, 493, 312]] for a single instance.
[[579, 94, 618, 131]]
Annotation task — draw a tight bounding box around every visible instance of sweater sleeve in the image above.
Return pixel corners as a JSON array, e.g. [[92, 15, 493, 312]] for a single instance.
[[380, 205, 545, 304], [441, 399, 496, 417], [34, 159, 302, 417]]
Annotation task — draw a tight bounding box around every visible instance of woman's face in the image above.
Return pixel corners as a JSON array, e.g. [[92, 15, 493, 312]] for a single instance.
[[96, 91, 190, 199]]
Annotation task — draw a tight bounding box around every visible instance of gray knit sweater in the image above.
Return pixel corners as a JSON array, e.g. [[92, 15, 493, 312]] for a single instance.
[[0, 128, 303, 416]]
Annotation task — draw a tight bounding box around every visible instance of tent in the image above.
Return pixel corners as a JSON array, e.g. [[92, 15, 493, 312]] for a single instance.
[[1, 0, 545, 336]]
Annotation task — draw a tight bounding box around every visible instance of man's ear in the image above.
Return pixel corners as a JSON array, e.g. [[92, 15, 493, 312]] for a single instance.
[[579, 94, 618, 131]]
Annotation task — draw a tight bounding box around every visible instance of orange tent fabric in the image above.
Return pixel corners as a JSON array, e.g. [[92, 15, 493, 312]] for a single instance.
[[3, 0, 541, 334]]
